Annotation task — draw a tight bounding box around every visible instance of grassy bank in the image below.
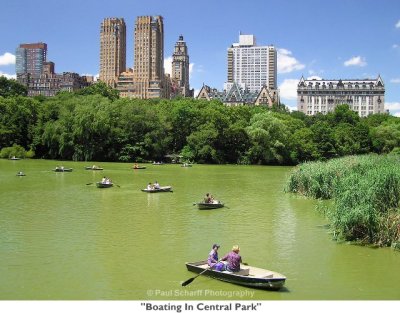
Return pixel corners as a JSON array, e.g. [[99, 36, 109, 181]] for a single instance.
[[285, 154, 400, 246]]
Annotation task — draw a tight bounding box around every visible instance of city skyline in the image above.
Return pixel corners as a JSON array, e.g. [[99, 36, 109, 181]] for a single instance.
[[0, 0, 399, 115]]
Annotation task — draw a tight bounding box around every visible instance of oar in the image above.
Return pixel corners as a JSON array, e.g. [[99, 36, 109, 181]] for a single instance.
[[86, 182, 94, 185], [181, 263, 217, 287]]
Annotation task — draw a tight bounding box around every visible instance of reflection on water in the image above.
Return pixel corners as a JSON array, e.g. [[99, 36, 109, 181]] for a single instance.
[[0, 160, 399, 300]]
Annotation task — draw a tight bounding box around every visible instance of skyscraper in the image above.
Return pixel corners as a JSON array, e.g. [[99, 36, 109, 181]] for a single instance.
[[99, 18, 126, 87], [226, 34, 277, 93], [133, 15, 165, 98], [172, 35, 192, 97], [15, 42, 47, 75]]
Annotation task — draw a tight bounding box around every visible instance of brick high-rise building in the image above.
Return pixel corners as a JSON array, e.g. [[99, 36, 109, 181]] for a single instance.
[[15, 42, 47, 75], [132, 15, 165, 99], [99, 18, 126, 87], [171, 35, 192, 97]]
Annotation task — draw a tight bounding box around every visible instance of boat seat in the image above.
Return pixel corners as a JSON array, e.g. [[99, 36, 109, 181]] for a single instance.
[[236, 269, 250, 276]]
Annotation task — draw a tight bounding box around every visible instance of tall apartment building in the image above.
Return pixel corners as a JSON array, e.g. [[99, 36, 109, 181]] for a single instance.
[[171, 35, 192, 97], [297, 76, 385, 117], [132, 15, 165, 99], [226, 34, 277, 93], [15, 42, 47, 75], [99, 18, 126, 87]]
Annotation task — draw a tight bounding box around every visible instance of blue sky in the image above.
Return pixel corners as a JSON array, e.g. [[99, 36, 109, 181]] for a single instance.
[[1, 0, 400, 115]]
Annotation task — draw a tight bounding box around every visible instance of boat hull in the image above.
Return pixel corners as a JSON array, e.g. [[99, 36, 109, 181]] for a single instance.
[[85, 167, 103, 170], [96, 182, 114, 188], [132, 167, 146, 170], [96, 182, 113, 188], [185, 261, 286, 291], [53, 168, 73, 172], [141, 186, 172, 193], [196, 202, 224, 210]]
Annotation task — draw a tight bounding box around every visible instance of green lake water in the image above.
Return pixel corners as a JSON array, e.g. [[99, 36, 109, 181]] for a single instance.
[[0, 159, 399, 300]]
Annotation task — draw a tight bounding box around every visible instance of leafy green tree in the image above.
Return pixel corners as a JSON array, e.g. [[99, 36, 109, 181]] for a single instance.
[[0, 76, 27, 97], [289, 127, 320, 163], [310, 121, 336, 160], [370, 119, 400, 153], [246, 112, 291, 164], [75, 81, 119, 101]]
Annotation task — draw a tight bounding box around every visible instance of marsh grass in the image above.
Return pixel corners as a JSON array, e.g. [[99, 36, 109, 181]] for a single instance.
[[286, 154, 400, 246]]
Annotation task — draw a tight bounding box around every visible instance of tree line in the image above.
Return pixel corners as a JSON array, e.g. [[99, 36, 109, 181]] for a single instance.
[[1, 77, 399, 164]]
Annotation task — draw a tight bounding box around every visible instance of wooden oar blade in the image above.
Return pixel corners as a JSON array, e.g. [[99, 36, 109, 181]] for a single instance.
[[181, 277, 195, 286]]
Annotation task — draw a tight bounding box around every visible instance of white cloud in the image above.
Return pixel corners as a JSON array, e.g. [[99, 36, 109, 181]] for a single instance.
[[164, 56, 172, 76], [164, 56, 194, 79], [307, 75, 322, 80], [277, 48, 305, 74], [0, 52, 16, 66], [393, 44, 399, 49], [396, 20, 400, 28], [193, 89, 200, 98], [189, 63, 194, 78], [279, 78, 299, 100], [385, 102, 400, 111], [390, 78, 400, 83], [344, 56, 367, 67], [0, 71, 16, 79]]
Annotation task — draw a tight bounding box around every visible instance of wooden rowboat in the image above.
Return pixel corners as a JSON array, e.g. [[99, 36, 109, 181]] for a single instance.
[[85, 166, 103, 170], [196, 202, 224, 210], [132, 166, 146, 170], [141, 186, 172, 193], [185, 260, 286, 290], [96, 182, 113, 188], [53, 168, 73, 172]]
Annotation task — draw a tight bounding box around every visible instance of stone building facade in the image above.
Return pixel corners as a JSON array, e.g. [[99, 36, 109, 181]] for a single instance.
[[297, 76, 385, 117]]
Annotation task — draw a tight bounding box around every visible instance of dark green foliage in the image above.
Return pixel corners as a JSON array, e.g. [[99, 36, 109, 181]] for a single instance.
[[0, 90, 399, 164], [0, 76, 27, 97]]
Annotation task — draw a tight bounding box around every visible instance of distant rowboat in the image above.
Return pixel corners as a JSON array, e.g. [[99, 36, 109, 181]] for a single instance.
[[53, 168, 73, 172], [96, 182, 113, 188], [195, 201, 224, 210], [85, 166, 103, 170], [141, 186, 172, 193]]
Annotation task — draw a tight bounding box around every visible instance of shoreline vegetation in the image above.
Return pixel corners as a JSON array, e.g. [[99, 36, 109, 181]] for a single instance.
[[1, 79, 400, 164], [285, 154, 400, 247]]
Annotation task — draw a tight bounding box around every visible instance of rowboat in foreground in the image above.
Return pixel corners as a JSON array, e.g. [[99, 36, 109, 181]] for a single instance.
[[185, 260, 286, 290], [96, 182, 113, 188], [85, 166, 103, 170], [195, 201, 224, 210], [141, 186, 172, 193], [53, 168, 73, 172]]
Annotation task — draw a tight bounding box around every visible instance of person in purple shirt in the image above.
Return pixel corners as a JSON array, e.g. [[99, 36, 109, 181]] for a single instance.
[[207, 243, 220, 267], [220, 245, 242, 272]]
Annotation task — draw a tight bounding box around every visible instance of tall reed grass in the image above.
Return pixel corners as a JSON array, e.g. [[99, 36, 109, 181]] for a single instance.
[[285, 154, 400, 246]]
